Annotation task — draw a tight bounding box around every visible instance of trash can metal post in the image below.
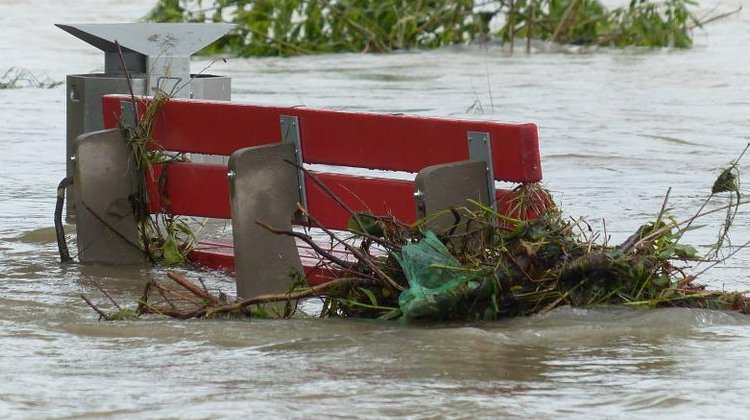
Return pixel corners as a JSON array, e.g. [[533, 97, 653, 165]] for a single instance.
[[58, 23, 234, 221]]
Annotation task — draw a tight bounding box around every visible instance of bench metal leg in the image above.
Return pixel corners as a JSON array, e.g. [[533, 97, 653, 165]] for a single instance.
[[74, 128, 144, 264], [229, 143, 303, 298]]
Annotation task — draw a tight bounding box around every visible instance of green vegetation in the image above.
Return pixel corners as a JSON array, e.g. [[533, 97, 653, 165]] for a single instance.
[[147, 0, 480, 55], [119, 92, 197, 265], [278, 163, 749, 322], [500, 0, 703, 49], [114, 48, 230, 265], [146, 0, 735, 55]]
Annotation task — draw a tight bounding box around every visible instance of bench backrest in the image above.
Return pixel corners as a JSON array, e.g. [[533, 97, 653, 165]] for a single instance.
[[102, 95, 542, 229]]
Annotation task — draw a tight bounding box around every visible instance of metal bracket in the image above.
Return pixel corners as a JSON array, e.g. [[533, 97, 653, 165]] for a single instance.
[[280, 115, 308, 221], [467, 131, 497, 211], [414, 189, 426, 218], [120, 100, 137, 128]]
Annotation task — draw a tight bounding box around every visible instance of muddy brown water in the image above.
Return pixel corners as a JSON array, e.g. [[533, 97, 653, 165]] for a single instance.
[[1, 0, 750, 418]]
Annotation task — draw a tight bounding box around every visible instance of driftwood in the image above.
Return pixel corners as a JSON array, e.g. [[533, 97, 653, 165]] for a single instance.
[[133, 272, 377, 319]]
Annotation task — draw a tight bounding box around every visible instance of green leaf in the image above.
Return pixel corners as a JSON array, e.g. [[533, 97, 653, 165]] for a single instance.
[[712, 167, 739, 194], [358, 287, 379, 307], [347, 212, 384, 237], [162, 233, 185, 264], [673, 243, 699, 259], [106, 309, 139, 321], [252, 305, 270, 319], [378, 308, 403, 320]]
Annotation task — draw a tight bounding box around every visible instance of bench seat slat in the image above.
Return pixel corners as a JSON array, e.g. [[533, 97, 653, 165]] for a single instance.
[[306, 172, 417, 230], [145, 162, 417, 228], [145, 162, 529, 226], [188, 240, 338, 286], [147, 163, 231, 219]]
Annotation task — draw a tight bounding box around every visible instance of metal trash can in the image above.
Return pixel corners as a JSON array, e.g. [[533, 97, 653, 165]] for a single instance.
[[57, 23, 234, 220]]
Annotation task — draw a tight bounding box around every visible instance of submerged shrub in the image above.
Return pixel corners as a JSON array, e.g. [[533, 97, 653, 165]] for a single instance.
[[147, 0, 482, 56], [146, 0, 717, 55]]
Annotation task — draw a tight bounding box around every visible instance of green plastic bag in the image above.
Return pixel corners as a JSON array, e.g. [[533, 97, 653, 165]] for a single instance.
[[394, 231, 486, 321]]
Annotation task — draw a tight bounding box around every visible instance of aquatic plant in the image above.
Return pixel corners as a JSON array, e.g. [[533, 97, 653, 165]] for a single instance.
[[145, 0, 738, 54]]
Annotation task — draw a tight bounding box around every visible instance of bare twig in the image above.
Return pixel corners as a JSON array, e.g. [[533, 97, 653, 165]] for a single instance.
[[283, 159, 398, 249], [139, 276, 377, 319], [297, 204, 405, 292], [693, 6, 742, 28], [691, 238, 750, 279], [282, 159, 362, 229], [526, 2, 534, 54], [508, 0, 515, 54], [655, 187, 672, 227], [115, 40, 138, 119], [221, 277, 377, 313], [89, 278, 122, 310], [255, 220, 355, 269], [77, 200, 142, 255], [81, 294, 110, 320], [167, 272, 214, 301]]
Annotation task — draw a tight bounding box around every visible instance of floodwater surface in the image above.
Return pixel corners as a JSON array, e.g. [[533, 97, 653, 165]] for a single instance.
[[1, 0, 750, 418]]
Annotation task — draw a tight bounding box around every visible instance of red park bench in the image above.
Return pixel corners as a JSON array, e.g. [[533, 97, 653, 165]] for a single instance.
[[72, 94, 543, 298]]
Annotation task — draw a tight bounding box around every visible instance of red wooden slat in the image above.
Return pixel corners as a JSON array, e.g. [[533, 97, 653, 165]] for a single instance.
[[188, 240, 235, 272], [307, 173, 417, 230], [103, 96, 300, 154], [102, 95, 542, 183], [142, 163, 418, 227], [143, 161, 548, 228], [187, 245, 338, 286], [186, 186, 551, 275], [146, 163, 231, 219], [297, 108, 541, 183]]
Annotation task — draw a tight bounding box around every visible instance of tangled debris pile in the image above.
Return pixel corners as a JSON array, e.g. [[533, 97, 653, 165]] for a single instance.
[[84, 146, 749, 322]]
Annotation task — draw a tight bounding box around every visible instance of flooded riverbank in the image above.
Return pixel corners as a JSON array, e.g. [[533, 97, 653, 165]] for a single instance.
[[1, 0, 749, 417]]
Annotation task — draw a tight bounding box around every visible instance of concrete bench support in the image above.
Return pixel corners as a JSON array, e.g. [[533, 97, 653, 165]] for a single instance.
[[229, 143, 303, 298], [73, 128, 143, 264], [415, 160, 490, 234]]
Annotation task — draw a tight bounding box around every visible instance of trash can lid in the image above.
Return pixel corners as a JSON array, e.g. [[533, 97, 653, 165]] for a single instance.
[[56, 23, 235, 57]]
